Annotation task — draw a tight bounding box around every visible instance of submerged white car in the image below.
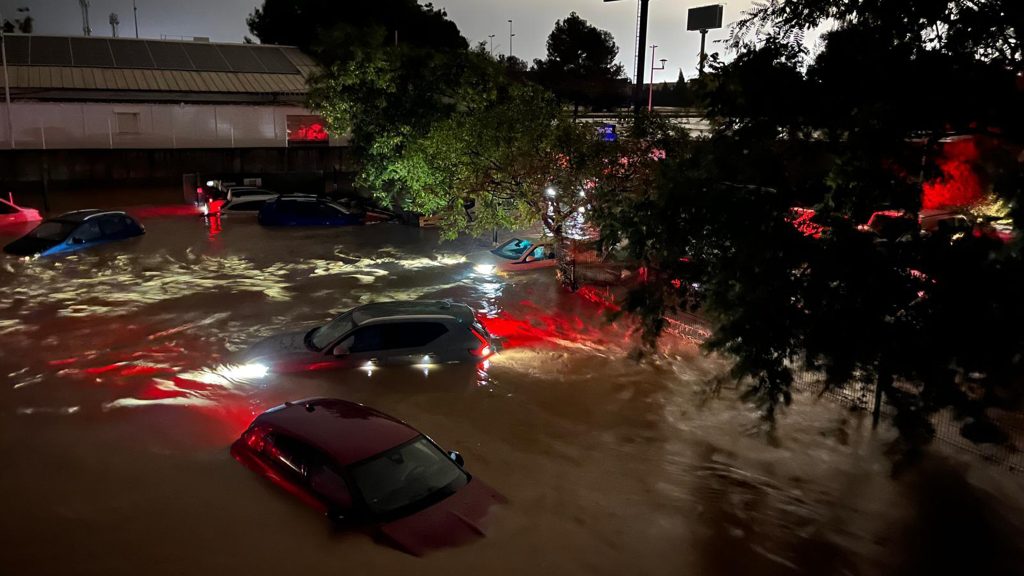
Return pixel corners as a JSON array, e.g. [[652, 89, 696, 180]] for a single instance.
[[469, 238, 557, 275]]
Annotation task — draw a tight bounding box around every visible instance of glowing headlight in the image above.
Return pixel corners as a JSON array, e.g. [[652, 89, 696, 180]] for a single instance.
[[200, 204, 209, 216], [474, 264, 496, 275], [225, 363, 269, 380], [206, 180, 216, 187]]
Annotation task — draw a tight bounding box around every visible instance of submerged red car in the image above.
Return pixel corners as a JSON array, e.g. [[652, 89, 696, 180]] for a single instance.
[[231, 398, 506, 555]]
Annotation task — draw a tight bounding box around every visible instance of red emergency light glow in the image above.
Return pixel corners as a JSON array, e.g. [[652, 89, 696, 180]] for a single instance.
[[922, 138, 983, 210]]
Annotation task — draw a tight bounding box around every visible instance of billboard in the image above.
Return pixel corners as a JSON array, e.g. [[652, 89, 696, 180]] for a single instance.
[[687, 4, 724, 31]]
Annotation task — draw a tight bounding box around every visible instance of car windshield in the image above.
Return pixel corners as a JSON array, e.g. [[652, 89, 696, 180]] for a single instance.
[[491, 238, 533, 260], [309, 311, 355, 350], [28, 221, 77, 242], [349, 437, 468, 516]]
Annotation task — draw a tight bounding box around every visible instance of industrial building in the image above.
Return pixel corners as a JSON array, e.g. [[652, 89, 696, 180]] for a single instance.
[[0, 34, 349, 209]]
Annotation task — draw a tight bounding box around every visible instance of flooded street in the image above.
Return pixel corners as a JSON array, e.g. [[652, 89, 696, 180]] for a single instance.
[[2, 212, 1023, 576]]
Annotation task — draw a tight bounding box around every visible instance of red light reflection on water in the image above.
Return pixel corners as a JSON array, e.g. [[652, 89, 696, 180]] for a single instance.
[[479, 298, 625, 351]]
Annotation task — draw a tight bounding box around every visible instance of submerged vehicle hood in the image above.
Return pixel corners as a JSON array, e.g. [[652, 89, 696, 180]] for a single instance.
[[375, 479, 506, 556], [243, 330, 317, 364], [3, 236, 61, 256]]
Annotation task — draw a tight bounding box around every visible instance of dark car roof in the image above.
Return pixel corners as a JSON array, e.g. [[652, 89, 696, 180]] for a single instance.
[[352, 300, 475, 325], [53, 209, 130, 223], [255, 398, 420, 466]]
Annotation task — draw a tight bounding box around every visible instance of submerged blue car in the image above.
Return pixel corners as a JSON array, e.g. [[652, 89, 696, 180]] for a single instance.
[[257, 195, 363, 227], [3, 210, 145, 257]]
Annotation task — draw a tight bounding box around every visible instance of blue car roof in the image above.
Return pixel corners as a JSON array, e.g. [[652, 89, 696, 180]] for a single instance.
[[53, 210, 128, 223]]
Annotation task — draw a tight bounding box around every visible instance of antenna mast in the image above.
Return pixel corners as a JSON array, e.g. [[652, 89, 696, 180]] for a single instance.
[[79, 0, 92, 36]]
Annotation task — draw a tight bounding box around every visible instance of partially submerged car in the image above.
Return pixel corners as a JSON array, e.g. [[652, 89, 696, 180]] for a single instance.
[[231, 398, 506, 556], [243, 300, 496, 373], [257, 195, 363, 227], [3, 210, 144, 257], [0, 193, 42, 227], [469, 237, 557, 275], [211, 190, 280, 215]]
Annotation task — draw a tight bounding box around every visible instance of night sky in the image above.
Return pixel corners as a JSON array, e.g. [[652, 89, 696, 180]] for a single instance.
[[1, 0, 761, 81]]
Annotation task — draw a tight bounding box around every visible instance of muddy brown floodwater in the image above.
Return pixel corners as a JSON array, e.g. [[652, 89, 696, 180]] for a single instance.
[[1, 212, 1023, 576]]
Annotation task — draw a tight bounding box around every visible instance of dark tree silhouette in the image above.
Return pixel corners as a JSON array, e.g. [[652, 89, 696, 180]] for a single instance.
[[532, 12, 628, 116], [247, 0, 465, 62], [2, 7, 33, 34], [592, 0, 1024, 453]]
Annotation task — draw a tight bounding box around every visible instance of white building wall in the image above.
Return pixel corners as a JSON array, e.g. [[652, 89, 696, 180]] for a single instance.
[[0, 102, 344, 150]]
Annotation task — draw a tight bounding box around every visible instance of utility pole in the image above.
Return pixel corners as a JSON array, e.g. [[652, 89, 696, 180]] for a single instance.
[[133, 0, 139, 39], [508, 20, 515, 58], [603, 0, 651, 114], [0, 12, 13, 149], [647, 45, 666, 112], [488, 34, 495, 56]]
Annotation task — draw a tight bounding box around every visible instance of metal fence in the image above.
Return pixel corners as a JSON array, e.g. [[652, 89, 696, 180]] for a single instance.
[[790, 371, 1024, 473]]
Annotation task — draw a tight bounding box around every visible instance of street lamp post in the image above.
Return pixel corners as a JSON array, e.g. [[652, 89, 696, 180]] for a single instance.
[[647, 45, 666, 112], [488, 34, 495, 56], [508, 20, 515, 58], [133, 0, 139, 39]]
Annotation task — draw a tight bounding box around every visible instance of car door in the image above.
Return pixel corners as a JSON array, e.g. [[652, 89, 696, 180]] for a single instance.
[[68, 220, 103, 248], [510, 244, 556, 271], [260, 434, 328, 513], [377, 322, 452, 365], [328, 324, 389, 367], [97, 214, 131, 240]]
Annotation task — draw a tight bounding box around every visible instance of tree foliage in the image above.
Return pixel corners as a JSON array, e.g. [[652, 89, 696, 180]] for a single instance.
[[594, 0, 1024, 447], [2, 7, 33, 34], [247, 0, 465, 62], [532, 12, 628, 115]]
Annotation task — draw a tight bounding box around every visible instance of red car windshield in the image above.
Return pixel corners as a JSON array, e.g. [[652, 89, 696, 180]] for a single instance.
[[349, 436, 468, 516]]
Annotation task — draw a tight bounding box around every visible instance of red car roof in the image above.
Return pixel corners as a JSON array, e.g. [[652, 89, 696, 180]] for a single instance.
[[254, 398, 420, 466]]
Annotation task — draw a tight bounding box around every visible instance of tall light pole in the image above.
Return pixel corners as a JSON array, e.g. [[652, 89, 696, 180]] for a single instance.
[[133, 0, 139, 39], [488, 34, 495, 56], [79, 0, 92, 36], [603, 0, 651, 114], [0, 11, 13, 149], [647, 45, 666, 112], [508, 20, 515, 58]]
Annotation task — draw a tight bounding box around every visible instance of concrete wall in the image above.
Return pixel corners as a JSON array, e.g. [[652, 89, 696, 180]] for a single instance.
[[0, 147, 357, 213], [0, 102, 346, 150]]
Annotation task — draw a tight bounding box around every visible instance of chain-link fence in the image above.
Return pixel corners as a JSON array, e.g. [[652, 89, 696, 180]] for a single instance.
[[791, 370, 1024, 473]]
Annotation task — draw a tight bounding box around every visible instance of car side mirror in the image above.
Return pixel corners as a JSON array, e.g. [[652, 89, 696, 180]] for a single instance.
[[332, 343, 350, 357], [448, 451, 465, 467]]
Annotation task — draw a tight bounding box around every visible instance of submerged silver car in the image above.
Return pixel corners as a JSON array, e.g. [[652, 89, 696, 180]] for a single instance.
[[244, 301, 497, 373]]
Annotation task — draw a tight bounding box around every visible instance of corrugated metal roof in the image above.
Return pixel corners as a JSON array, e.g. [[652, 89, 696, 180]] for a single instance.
[[7, 65, 309, 95], [4, 36, 318, 98]]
